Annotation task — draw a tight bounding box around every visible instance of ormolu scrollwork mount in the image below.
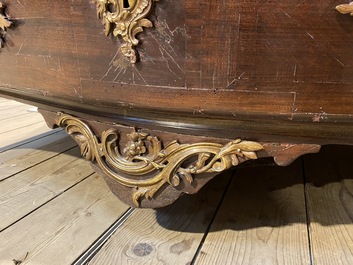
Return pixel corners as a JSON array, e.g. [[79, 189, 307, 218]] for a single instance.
[[336, 2, 353, 15], [0, 2, 12, 48], [40, 110, 321, 208], [94, 0, 158, 63]]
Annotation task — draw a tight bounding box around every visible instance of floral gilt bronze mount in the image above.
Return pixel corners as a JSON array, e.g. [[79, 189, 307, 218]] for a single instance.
[[56, 113, 264, 207]]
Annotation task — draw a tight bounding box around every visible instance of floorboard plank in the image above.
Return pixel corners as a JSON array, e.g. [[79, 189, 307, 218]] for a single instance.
[[0, 131, 76, 181], [0, 174, 130, 265], [0, 123, 54, 152], [304, 145, 353, 265], [0, 147, 94, 231], [194, 160, 310, 265], [0, 100, 28, 110], [0, 112, 47, 135], [0, 105, 36, 121], [88, 170, 234, 265], [0, 100, 53, 151], [0, 100, 133, 264]]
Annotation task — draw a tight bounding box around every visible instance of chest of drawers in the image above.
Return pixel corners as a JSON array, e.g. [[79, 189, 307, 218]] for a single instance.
[[1, 0, 352, 207]]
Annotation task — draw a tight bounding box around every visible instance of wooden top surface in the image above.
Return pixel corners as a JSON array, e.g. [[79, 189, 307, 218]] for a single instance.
[[1, 99, 353, 264]]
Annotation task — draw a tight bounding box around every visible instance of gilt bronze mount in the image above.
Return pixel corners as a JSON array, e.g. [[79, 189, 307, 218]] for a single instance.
[[56, 113, 263, 206], [0, 2, 11, 48], [336, 2, 353, 15], [94, 0, 158, 63]]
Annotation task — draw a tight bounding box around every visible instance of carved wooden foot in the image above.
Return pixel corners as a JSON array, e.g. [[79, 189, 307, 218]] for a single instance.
[[40, 110, 320, 208]]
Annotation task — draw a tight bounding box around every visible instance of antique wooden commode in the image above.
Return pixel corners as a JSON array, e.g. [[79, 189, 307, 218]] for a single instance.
[[0, 0, 352, 208]]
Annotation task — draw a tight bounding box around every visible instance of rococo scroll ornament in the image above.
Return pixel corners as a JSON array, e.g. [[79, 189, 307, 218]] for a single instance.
[[0, 2, 12, 48], [56, 113, 263, 206], [94, 0, 158, 63], [336, 2, 353, 15]]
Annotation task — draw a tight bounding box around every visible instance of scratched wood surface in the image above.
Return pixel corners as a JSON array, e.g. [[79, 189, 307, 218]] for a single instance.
[[1, 0, 351, 117], [1, 0, 353, 146], [1, 99, 353, 265]]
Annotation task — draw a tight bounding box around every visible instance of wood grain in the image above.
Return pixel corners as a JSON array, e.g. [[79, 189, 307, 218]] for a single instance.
[[0, 99, 54, 151], [88, 171, 233, 265], [0, 101, 130, 264], [0, 104, 35, 121], [0, 174, 129, 265], [0, 99, 27, 110], [0, 123, 54, 152], [304, 145, 353, 265], [195, 161, 310, 265], [0, 111, 46, 135], [0, 147, 93, 230], [0, 131, 76, 181]]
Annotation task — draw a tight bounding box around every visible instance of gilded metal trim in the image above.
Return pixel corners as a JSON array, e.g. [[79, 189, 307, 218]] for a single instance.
[[336, 2, 353, 15], [0, 2, 12, 48], [56, 113, 263, 206], [94, 0, 158, 63]]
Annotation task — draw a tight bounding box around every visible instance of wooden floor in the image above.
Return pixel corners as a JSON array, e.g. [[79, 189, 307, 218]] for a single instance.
[[1, 98, 353, 265]]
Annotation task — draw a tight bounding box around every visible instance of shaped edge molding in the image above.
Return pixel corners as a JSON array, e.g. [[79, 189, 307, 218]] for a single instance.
[[94, 0, 158, 63], [0, 2, 12, 48], [56, 113, 263, 206]]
